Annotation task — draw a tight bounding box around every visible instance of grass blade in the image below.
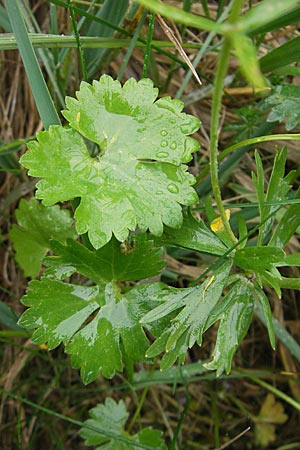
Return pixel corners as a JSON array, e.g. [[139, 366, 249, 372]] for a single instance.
[[5, 0, 60, 128]]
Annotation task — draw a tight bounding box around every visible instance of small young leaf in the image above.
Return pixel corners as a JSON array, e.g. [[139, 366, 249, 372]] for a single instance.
[[80, 398, 167, 450], [9, 197, 76, 278], [204, 280, 254, 376], [20, 75, 200, 249], [18, 278, 171, 383], [45, 234, 165, 283], [234, 246, 285, 272], [142, 260, 232, 370], [157, 211, 227, 255], [266, 84, 300, 130]]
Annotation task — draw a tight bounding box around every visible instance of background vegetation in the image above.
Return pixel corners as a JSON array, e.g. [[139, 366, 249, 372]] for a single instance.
[[1, 0, 300, 449]]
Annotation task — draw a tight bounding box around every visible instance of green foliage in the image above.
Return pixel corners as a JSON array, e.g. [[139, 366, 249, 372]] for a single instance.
[[265, 84, 300, 130], [44, 234, 165, 282], [9, 198, 76, 278], [0, 301, 22, 331], [20, 75, 200, 249], [225, 104, 265, 142], [17, 76, 300, 386], [18, 271, 170, 384], [204, 280, 255, 376], [4, 0, 300, 447], [80, 398, 166, 449], [157, 211, 227, 256], [142, 261, 232, 372]]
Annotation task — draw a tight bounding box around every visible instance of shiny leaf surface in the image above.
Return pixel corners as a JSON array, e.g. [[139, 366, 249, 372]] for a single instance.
[[45, 234, 165, 282], [204, 280, 254, 376], [142, 260, 232, 370], [157, 211, 227, 255], [234, 246, 285, 272], [18, 279, 170, 384], [20, 75, 200, 249]]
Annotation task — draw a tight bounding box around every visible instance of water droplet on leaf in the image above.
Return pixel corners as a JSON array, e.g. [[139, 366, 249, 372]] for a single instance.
[[156, 151, 169, 158], [161, 140, 168, 147], [180, 122, 193, 134], [167, 183, 179, 193], [160, 130, 167, 136], [170, 142, 177, 150]]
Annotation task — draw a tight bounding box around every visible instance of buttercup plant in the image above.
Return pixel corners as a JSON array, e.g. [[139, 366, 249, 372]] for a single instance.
[[5, 0, 300, 447]]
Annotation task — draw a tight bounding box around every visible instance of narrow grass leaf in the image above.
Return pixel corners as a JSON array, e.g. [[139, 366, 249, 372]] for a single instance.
[[5, 0, 60, 128], [260, 36, 300, 73]]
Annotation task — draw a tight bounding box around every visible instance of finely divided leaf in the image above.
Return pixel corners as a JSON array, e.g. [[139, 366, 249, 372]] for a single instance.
[[9, 197, 76, 278], [142, 260, 232, 370], [20, 75, 200, 249], [80, 398, 167, 450], [45, 234, 165, 283], [204, 280, 254, 376]]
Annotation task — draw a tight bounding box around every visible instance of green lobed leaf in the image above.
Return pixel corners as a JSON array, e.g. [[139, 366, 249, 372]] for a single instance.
[[20, 75, 200, 249], [157, 211, 227, 255], [266, 85, 300, 131], [45, 234, 165, 283], [80, 398, 166, 450], [142, 260, 232, 370], [234, 246, 285, 273], [204, 280, 255, 376], [18, 278, 171, 384], [9, 197, 76, 278]]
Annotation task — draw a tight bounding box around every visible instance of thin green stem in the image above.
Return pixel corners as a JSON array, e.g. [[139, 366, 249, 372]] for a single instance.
[[209, 0, 244, 245], [142, 11, 155, 78], [250, 377, 300, 412], [127, 386, 149, 432], [68, 0, 87, 81], [209, 36, 237, 245]]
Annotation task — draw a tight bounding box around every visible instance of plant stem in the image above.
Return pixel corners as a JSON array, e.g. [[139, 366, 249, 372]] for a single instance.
[[209, 0, 244, 245], [209, 35, 237, 245], [142, 11, 155, 78]]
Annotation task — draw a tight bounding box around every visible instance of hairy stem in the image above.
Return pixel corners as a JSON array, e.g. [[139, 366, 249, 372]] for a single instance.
[[209, 0, 244, 245], [209, 36, 237, 244]]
